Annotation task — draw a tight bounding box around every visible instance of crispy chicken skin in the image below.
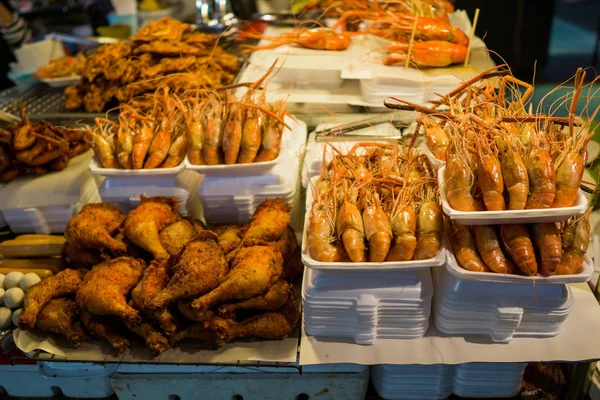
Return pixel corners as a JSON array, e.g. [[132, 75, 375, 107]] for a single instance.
[[214, 225, 243, 255], [19, 269, 86, 330], [131, 260, 181, 336], [63, 242, 105, 269], [80, 311, 129, 356], [177, 299, 214, 322], [124, 318, 170, 357], [36, 298, 85, 349], [124, 196, 181, 260], [65, 203, 127, 253], [192, 244, 283, 311], [159, 219, 198, 256], [169, 312, 231, 347], [76, 257, 145, 324], [147, 231, 228, 314], [217, 280, 292, 319], [276, 226, 298, 262], [242, 198, 292, 243]]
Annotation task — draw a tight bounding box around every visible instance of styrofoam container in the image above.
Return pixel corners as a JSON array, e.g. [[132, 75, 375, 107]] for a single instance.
[[438, 167, 589, 224], [446, 249, 594, 284], [301, 212, 446, 270], [89, 158, 185, 177], [40, 75, 81, 87]]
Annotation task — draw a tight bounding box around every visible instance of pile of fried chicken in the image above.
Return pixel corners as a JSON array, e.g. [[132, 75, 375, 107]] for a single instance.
[[64, 17, 240, 113], [18, 197, 301, 357], [0, 105, 91, 181]]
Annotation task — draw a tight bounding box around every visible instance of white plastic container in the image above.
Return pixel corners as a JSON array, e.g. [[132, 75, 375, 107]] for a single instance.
[[40, 75, 81, 87], [433, 265, 574, 343], [446, 249, 594, 284], [371, 362, 526, 400], [438, 167, 589, 224], [89, 158, 185, 177], [301, 212, 446, 271], [302, 268, 433, 344]]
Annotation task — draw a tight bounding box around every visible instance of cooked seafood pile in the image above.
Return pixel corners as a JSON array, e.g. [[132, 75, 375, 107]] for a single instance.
[[448, 210, 591, 276], [308, 142, 442, 263], [0, 106, 91, 182], [36, 54, 86, 79], [387, 66, 596, 211], [88, 64, 289, 169], [64, 17, 240, 113], [242, 0, 467, 68], [18, 197, 301, 356]]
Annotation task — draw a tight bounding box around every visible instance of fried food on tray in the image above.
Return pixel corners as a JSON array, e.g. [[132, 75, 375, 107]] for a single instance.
[[214, 225, 243, 255], [19, 268, 86, 330], [192, 243, 283, 311], [124, 196, 181, 260], [159, 219, 198, 256], [80, 311, 130, 356], [63, 242, 105, 269], [170, 312, 231, 347], [124, 317, 170, 357], [36, 54, 86, 79], [76, 257, 145, 324], [35, 298, 85, 349], [217, 280, 292, 319], [147, 231, 228, 314], [65, 203, 127, 255], [243, 199, 292, 243], [0, 106, 91, 182], [65, 17, 239, 113], [131, 260, 181, 336]]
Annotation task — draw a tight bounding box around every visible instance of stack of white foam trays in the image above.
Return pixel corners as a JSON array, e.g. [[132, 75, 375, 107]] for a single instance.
[[432, 138, 593, 343], [188, 116, 307, 225], [0, 171, 101, 233], [89, 159, 201, 217], [371, 362, 527, 400], [301, 128, 444, 344]]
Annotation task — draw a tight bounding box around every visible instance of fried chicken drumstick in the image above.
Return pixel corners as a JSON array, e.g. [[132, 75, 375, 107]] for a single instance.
[[147, 231, 228, 314], [80, 311, 129, 356], [36, 298, 85, 349], [19, 269, 86, 330], [192, 243, 283, 311], [124, 196, 181, 260], [217, 280, 292, 319], [65, 203, 127, 254], [76, 257, 145, 324]]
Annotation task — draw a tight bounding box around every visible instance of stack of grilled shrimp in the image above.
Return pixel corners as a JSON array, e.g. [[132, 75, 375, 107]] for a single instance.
[[383, 65, 597, 277], [307, 142, 442, 263], [88, 64, 289, 169]]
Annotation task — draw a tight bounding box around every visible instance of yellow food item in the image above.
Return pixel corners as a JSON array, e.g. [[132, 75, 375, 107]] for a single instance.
[[0, 259, 65, 275], [0, 237, 66, 258], [0, 268, 53, 280]]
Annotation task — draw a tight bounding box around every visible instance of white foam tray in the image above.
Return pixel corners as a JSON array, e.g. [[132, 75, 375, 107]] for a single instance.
[[40, 75, 81, 87], [301, 211, 446, 270], [438, 167, 589, 224], [89, 158, 185, 177], [446, 249, 594, 284]]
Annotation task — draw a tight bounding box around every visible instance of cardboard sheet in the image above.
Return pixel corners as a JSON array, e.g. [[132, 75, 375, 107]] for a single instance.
[[300, 284, 600, 365], [14, 328, 299, 364]]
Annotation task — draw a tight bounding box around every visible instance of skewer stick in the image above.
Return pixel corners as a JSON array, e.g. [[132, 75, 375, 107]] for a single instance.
[[405, 15, 419, 69], [464, 8, 480, 67]]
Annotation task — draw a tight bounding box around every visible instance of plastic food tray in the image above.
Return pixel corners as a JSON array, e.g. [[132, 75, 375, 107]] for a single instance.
[[40, 76, 81, 87], [301, 212, 446, 270], [88, 158, 185, 177], [438, 167, 588, 224], [446, 249, 594, 284]]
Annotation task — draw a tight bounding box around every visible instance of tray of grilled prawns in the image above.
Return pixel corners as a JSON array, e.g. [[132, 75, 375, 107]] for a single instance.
[[444, 212, 594, 284], [301, 141, 446, 270]]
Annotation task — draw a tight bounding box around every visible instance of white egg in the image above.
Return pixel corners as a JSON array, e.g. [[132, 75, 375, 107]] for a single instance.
[[12, 308, 23, 327], [0, 288, 4, 306], [19, 273, 41, 291], [0, 307, 12, 329], [4, 287, 24, 309], [0, 273, 5, 289], [4, 272, 24, 289]]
